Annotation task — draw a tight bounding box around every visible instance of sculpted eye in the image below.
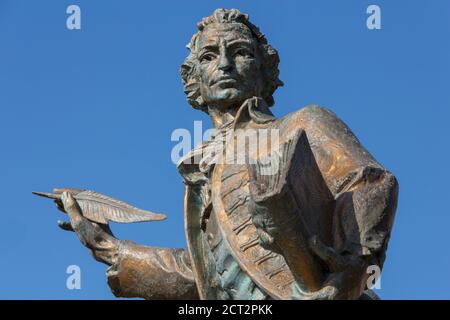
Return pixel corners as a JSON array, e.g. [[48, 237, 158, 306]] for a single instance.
[[200, 53, 217, 62], [234, 48, 254, 58]]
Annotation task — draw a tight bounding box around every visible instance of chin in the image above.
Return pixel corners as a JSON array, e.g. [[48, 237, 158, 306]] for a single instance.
[[211, 89, 251, 106]]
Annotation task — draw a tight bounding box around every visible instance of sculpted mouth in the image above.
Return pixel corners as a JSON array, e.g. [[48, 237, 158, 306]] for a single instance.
[[212, 77, 237, 85]]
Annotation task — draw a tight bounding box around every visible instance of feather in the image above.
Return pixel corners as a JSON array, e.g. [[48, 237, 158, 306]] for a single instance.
[[32, 188, 166, 224]]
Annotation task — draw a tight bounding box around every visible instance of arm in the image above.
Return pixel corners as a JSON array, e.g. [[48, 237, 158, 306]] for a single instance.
[[248, 106, 398, 299], [297, 166, 398, 300], [297, 106, 399, 299], [107, 241, 198, 299], [296, 106, 399, 269], [59, 192, 199, 300]]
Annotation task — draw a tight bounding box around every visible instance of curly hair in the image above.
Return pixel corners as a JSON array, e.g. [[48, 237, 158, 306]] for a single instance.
[[180, 8, 283, 113]]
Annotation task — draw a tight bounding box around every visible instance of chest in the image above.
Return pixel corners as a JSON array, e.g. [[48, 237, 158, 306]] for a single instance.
[[199, 163, 295, 299]]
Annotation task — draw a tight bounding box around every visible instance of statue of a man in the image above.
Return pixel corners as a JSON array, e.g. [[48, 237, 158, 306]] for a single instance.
[[55, 9, 398, 300]]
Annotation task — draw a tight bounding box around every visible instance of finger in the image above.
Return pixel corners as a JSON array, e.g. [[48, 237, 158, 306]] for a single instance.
[[311, 285, 338, 300], [309, 236, 346, 272], [61, 191, 76, 211], [75, 220, 117, 251], [61, 192, 84, 225], [98, 223, 115, 238], [57, 220, 74, 232], [54, 200, 66, 213], [293, 282, 338, 300]]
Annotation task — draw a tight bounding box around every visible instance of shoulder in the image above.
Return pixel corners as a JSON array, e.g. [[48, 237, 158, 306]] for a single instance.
[[276, 104, 383, 185], [279, 104, 351, 136], [277, 104, 363, 151], [290, 104, 335, 118]]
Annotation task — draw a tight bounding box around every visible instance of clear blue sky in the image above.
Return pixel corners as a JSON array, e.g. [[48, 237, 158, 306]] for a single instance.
[[0, 0, 449, 299]]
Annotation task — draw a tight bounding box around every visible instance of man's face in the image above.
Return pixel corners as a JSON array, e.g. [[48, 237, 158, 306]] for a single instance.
[[196, 23, 263, 110]]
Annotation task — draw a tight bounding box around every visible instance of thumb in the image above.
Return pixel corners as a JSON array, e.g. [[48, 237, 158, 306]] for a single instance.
[[61, 191, 84, 225], [57, 220, 74, 232], [309, 236, 347, 272]]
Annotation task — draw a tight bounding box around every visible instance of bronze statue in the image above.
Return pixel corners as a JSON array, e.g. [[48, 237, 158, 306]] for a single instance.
[[35, 9, 398, 300]]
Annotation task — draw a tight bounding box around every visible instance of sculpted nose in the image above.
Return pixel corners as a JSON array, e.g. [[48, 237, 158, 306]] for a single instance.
[[218, 54, 232, 71]]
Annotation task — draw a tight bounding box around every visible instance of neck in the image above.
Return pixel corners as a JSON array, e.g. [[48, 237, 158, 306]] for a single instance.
[[208, 104, 240, 129]]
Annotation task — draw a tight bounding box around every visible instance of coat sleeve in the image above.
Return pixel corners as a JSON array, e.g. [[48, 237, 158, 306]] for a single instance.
[[106, 240, 199, 299], [290, 105, 399, 268]]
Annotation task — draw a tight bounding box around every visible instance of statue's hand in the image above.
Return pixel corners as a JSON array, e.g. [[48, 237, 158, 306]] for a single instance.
[[302, 236, 368, 300], [57, 192, 119, 265]]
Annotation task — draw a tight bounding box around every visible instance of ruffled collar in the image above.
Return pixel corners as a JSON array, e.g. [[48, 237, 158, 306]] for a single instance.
[[177, 97, 276, 185]]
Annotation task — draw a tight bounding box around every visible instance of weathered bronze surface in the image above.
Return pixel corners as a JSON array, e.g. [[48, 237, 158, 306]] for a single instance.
[[36, 9, 398, 300]]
